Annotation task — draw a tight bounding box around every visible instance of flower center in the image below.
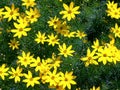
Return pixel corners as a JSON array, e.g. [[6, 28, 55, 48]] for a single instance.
[[68, 10, 72, 14], [19, 28, 23, 32], [10, 11, 14, 15]]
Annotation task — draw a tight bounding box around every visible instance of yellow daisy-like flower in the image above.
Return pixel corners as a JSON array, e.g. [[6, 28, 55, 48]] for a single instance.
[[11, 22, 31, 38], [0, 64, 9, 80], [47, 16, 61, 29], [8, 38, 20, 50], [47, 33, 60, 46], [30, 56, 42, 72], [22, 0, 36, 9], [81, 48, 98, 67], [3, 3, 19, 22], [25, 8, 40, 23], [76, 30, 87, 39], [17, 51, 34, 67], [58, 43, 75, 57], [23, 71, 40, 87], [59, 2, 80, 21], [110, 23, 120, 38], [59, 71, 76, 89], [9, 66, 23, 83], [34, 31, 47, 44]]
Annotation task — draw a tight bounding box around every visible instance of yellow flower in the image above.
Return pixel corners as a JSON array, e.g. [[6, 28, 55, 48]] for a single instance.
[[25, 8, 40, 23], [17, 51, 34, 67], [3, 3, 19, 22], [55, 21, 69, 35], [97, 46, 112, 65], [22, 0, 36, 9], [110, 23, 120, 38], [59, 2, 80, 21], [76, 30, 87, 39], [9, 66, 23, 83], [90, 86, 100, 90], [34, 31, 47, 44], [47, 33, 60, 46], [63, 31, 76, 38], [59, 71, 76, 89], [106, 1, 118, 10], [58, 43, 75, 57], [81, 48, 98, 67], [51, 53, 62, 69], [47, 16, 61, 29], [23, 71, 40, 87], [30, 57, 42, 72], [11, 22, 31, 38], [0, 64, 9, 80], [106, 1, 120, 19], [44, 69, 60, 86], [91, 39, 102, 51], [8, 38, 20, 50]]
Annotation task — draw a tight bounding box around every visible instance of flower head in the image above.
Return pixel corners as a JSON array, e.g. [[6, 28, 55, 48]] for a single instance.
[[0, 64, 9, 80], [22, 0, 36, 9], [9, 66, 23, 83], [58, 43, 75, 57], [3, 3, 19, 22], [11, 22, 31, 38], [59, 2, 80, 21], [23, 71, 40, 87], [8, 38, 20, 50], [47, 33, 60, 46], [34, 31, 47, 44]]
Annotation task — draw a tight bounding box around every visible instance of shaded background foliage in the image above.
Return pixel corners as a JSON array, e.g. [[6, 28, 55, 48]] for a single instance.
[[1, 0, 120, 90]]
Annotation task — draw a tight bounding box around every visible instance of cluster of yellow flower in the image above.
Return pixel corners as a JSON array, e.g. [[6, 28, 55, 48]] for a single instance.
[[81, 37, 120, 66], [106, 1, 120, 19], [0, 52, 76, 89], [2, 0, 120, 89], [80, 1, 120, 67], [0, 0, 84, 89]]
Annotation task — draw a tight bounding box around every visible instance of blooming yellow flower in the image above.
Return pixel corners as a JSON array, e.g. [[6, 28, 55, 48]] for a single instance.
[[30, 57, 42, 72], [59, 71, 76, 89], [23, 71, 40, 87], [90, 86, 100, 90], [106, 1, 120, 19], [0, 64, 9, 80], [91, 39, 102, 51], [9, 66, 23, 83], [3, 3, 19, 22], [34, 31, 47, 44], [17, 51, 34, 67], [22, 0, 36, 9], [76, 30, 87, 39], [63, 31, 76, 38], [97, 46, 112, 65], [11, 22, 31, 38], [110, 23, 120, 38], [58, 43, 75, 57], [25, 8, 40, 23], [106, 1, 118, 10], [55, 21, 69, 35], [8, 38, 20, 50], [59, 2, 80, 21], [47, 33, 60, 46], [81, 48, 98, 67], [47, 16, 61, 29], [44, 69, 60, 86]]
